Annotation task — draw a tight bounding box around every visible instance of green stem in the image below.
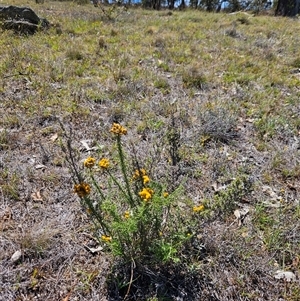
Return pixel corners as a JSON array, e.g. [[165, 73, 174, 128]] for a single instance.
[[82, 196, 110, 235], [90, 173, 106, 202], [107, 169, 132, 205], [116, 135, 135, 207]]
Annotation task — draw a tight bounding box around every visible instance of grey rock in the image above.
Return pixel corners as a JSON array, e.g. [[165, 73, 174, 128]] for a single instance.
[[0, 5, 49, 34], [11, 250, 22, 263]]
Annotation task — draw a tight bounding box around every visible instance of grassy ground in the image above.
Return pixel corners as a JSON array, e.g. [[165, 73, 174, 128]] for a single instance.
[[0, 1, 300, 300]]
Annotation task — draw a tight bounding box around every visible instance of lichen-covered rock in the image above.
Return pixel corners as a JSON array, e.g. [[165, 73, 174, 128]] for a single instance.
[[0, 5, 49, 34]]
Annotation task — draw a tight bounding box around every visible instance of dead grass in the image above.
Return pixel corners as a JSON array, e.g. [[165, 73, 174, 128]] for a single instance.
[[0, 1, 300, 300]]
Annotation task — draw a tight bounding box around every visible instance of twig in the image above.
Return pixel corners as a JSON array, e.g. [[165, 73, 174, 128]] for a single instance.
[[124, 258, 135, 300]]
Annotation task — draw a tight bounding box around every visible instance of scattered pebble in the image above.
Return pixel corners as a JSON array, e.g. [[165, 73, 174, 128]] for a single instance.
[[11, 250, 22, 263]]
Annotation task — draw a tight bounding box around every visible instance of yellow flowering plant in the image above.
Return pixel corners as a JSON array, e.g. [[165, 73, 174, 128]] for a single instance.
[[74, 182, 91, 197], [63, 122, 193, 265], [193, 204, 205, 213], [84, 157, 96, 169], [138, 187, 154, 201], [99, 158, 110, 169]]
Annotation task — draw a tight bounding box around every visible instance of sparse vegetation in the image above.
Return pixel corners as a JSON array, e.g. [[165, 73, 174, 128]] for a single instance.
[[1, 1, 300, 300]]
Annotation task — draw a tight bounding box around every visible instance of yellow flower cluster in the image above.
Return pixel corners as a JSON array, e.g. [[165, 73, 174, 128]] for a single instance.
[[124, 211, 130, 219], [133, 168, 147, 179], [101, 235, 112, 242], [84, 157, 96, 168], [133, 168, 150, 185], [110, 123, 127, 135], [74, 183, 91, 197], [139, 187, 154, 201], [142, 175, 150, 185], [163, 192, 169, 198], [193, 204, 205, 212], [99, 158, 110, 169]]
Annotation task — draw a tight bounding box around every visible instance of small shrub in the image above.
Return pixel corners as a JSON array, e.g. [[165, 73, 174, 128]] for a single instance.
[[291, 57, 300, 68], [60, 121, 209, 300], [157, 60, 170, 72], [61, 122, 196, 265], [146, 26, 157, 34], [213, 176, 253, 215], [198, 107, 238, 143], [182, 66, 207, 89], [98, 36, 107, 49], [237, 16, 251, 25], [264, 49, 276, 61], [154, 78, 170, 94], [0, 168, 20, 200], [96, 4, 126, 22], [0, 129, 9, 150], [18, 226, 54, 257], [153, 37, 165, 48], [254, 116, 282, 139], [110, 28, 118, 36], [225, 27, 241, 38], [66, 50, 84, 60]]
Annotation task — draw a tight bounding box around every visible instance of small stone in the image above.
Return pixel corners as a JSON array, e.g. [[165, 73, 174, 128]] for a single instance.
[[11, 250, 22, 263], [274, 270, 296, 282]]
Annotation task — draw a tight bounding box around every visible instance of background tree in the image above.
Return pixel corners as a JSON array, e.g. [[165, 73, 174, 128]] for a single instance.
[[190, 0, 199, 8], [168, 0, 176, 9], [199, 0, 221, 11], [142, 0, 162, 9], [275, 0, 300, 16]]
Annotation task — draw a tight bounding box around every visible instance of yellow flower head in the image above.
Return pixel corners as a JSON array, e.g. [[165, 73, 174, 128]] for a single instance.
[[99, 158, 110, 169], [74, 183, 91, 197], [142, 175, 150, 185], [163, 192, 169, 198], [101, 235, 112, 242], [84, 157, 96, 169], [193, 204, 205, 212], [139, 187, 154, 201], [124, 211, 130, 219], [133, 168, 147, 180], [110, 123, 127, 135]]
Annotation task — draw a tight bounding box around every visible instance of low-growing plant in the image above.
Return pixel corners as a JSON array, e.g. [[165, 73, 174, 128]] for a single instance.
[[291, 57, 300, 69], [254, 203, 275, 230], [18, 227, 53, 257], [182, 66, 207, 89], [154, 77, 170, 94], [95, 3, 127, 22], [237, 16, 251, 25], [225, 27, 240, 38], [0, 129, 9, 150], [157, 60, 170, 72], [75, 268, 99, 293], [66, 49, 84, 61], [212, 175, 252, 215], [198, 107, 238, 143], [0, 168, 20, 200]]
